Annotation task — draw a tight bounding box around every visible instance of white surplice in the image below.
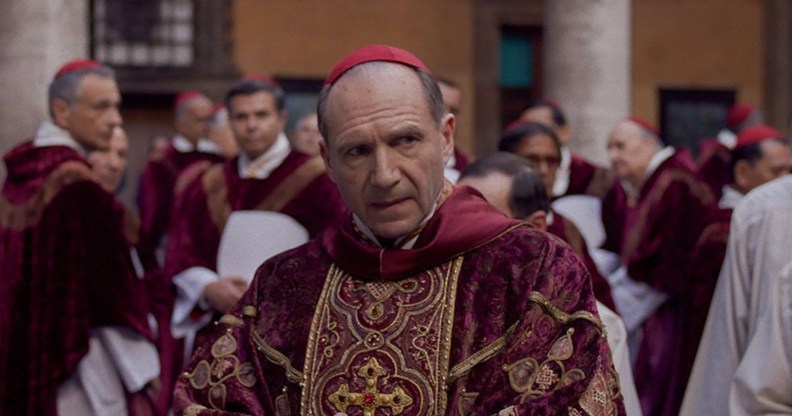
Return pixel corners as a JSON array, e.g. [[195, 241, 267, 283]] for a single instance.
[[681, 175, 792, 415]]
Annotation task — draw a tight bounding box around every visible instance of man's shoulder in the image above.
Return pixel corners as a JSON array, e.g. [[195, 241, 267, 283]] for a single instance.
[[733, 175, 792, 224]]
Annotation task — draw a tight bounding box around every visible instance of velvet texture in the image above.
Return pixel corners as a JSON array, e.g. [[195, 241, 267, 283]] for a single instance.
[[565, 155, 614, 199], [137, 142, 225, 249], [547, 212, 617, 313], [0, 143, 152, 416], [164, 151, 346, 279], [696, 139, 731, 201], [173, 187, 625, 415], [607, 151, 716, 416]]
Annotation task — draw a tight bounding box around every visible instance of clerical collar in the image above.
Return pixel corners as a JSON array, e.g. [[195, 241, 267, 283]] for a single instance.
[[622, 146, 675, 197], [237, 132, 291, 179], [172, 134, 223, 155], [716, 128, 737, 150], [552, 146, 572, 197], [719, 185, 744, 210], [352, 181, 453, 250], [32, 121, 87, 156]]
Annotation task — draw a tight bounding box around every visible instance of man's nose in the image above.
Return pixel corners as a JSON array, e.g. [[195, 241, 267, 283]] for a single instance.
[[370, 148, 400, 188]]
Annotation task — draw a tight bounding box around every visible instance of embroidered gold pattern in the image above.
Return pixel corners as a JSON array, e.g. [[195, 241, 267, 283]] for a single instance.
[[503, 328, 586, 401], [447, 321, 519, 384], [242, 305, 258, 317], [275, 391, 292, 416], [578, 369, 617, 415], [183, 404, 208, 416], [219, 314, 244, 328], [528, 292, 603, 330], [251, 330, 304, 384], [300, 258, 464, 415], [456, 391, 479, 416], [184, 331, 257, 410], [328, 357, 414, 416]]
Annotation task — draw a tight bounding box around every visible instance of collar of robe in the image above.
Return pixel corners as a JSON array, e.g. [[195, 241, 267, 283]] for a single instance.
[[320, 184, 522, 281]]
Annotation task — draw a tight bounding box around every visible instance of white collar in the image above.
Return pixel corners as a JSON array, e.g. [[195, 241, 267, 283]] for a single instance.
[[552, 146, 572, 197], [622, 146, 675, 197], [32, 121, 87, 156], [237, 133, 291, 179], [352, 194, 442, 250], [716, 128, 737, 150], [719, 185, 744, 209], [172, 134, 223, 154]]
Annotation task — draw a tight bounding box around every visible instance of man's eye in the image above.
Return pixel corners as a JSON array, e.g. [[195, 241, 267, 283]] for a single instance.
[[398, 136, 417, 145], [346, 146, 369, 157]]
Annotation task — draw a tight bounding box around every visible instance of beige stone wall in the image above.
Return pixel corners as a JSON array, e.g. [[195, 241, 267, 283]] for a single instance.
[[232, 0, 476, 155], [0, 0, 89, 179], [632, 0, 764, 126]]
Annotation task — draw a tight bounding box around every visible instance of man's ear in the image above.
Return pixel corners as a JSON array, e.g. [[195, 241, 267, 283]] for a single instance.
[[524, 210, 548, 232], [440, 113, 456, 165], [51, 98, 71, 128], [558, 124, 572, 146], [319, 140, 336, 184], [733, 160, 751, 190], [277, 109, 289, 131]]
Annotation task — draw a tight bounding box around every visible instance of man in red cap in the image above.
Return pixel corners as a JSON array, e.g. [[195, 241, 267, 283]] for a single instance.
[[697, 104, 763, 200], [601, 117, 716, 416], [137, 90, 226, 256], [163, 77, 346, 369], [174, 44, 623, 415], [681, 125, 792, 415], [0, 60, 160, 415], [520, 98, 613, 199]]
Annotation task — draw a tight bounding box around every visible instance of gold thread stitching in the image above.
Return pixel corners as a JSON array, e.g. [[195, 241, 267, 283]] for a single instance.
[[528, 292, 603, 331]]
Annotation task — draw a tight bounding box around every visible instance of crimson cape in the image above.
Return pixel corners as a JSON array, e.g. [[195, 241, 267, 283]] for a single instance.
[[0, 142, 152, 415], [565, 154, 613, 199], [137, 141, 225, 249]]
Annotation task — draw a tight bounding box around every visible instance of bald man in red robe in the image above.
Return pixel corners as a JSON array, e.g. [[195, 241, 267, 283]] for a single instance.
[[173, 45, 624, 415], [0, 61, 155, 415], [137, 91, 226, 254], [603, 117, 716, 416]]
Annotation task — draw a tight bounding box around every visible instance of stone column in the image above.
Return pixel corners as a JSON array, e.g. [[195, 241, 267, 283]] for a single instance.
[[764, 0, 792, 135], [542, 0, 631, 167], [0, 0, 89, 179]]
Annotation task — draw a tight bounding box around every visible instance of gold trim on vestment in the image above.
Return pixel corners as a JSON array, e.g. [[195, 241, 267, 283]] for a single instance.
[[447, 321, 519, 384], [218, 314, 244, 328], [254, 156, 326, 212], [300, 258, 463, 415], [250, 330, 304, 384], [527, 292, 603, 331]]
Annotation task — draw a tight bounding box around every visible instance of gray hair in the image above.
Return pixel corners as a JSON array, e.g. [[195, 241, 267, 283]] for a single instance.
[[316, 62, 445, 142], [48, 65, 115, 119]]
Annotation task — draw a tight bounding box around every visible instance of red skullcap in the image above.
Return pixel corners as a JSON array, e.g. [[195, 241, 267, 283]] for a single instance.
[[628, 116, 659, 137], [173, 90, 204, 110], [242, 72, 278, 85], [55, 59, 102, 78], [726, 104, 755, 129], [211, 103, 226, 115], [324, 44, 430, 86], [735, 124, 782, 150], [504, 119, 530, 133]]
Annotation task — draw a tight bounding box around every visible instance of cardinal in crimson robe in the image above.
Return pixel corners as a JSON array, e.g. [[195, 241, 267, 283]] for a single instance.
[[603, 117, 716, 416], [164, 77, 347, 366], [173, 44, 624, 415], [0, 60, 156, 416], [137, 90, 226, 253]]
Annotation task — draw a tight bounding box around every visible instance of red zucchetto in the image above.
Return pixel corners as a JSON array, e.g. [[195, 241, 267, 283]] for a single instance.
[[54, 59, 102, 78], [324, 44, 430, 86], [628, 116, 660, 137], [735, 124, 782, 150]]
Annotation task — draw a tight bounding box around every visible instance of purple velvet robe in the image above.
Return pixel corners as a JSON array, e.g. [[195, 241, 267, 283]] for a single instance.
[[608, 152, 716, 416], [696, 139, 731, 201], [547, 213, 617, 313], [164, 151, 347, 280], [564, 154, 614, 199], [138, 142, 226, 249], [172, 186, 625, 415], [0, 142, 152, 416]]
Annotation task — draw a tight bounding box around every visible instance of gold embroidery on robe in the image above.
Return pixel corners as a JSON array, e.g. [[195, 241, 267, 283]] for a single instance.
[[184, 331, 257, 410], [503, 328, 586, 402], [300, 258, 463, 415]]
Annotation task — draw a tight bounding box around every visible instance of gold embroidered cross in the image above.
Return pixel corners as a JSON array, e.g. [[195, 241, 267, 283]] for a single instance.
[[328, 357, 413, 416]]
